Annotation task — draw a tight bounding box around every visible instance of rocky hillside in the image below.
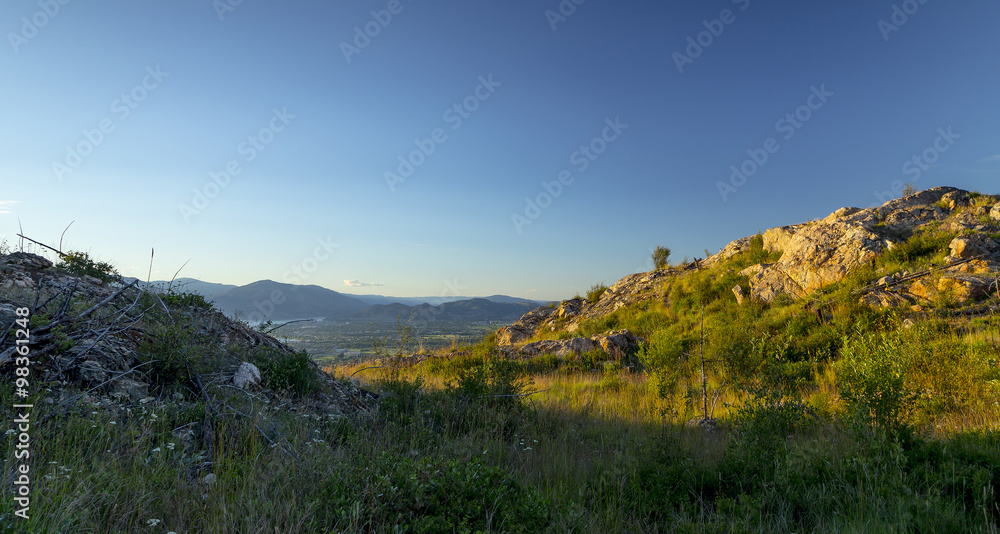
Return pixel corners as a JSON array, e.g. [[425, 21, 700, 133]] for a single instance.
[[495, 186, 1000, 356], [0, 253, 374, 414]]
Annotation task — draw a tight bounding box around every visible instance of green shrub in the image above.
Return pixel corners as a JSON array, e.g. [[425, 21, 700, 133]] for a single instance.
[[651, 246, 671, 270], [250, 348, 319, 396], [836, 329, 911, 434], [322, 455, 550, 533], [586, 282, 608, 304], [449, 342, 528, 405], [161, 290, 213, 309], [721, 367, 809, 495], [139, 323, 213, 388], [56, 251, 121, 284]]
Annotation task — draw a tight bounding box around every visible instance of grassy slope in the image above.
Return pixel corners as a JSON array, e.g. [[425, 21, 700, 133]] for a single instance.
[[4, 222, 1000, 532]]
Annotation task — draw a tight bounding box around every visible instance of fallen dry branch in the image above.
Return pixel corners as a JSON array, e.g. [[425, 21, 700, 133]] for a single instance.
[[852, 254, 987, 295]]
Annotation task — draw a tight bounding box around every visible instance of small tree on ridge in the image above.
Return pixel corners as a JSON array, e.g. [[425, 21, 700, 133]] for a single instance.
[[652, 246, 671, 270]]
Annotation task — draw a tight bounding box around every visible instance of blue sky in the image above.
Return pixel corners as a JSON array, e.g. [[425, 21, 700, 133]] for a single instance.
[[2, 0, 998, 301]]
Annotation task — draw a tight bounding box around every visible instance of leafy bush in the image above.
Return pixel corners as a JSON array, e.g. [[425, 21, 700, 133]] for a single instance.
[[139, 323, 212, 388], [57, 251, 121, 284], [161, 290, 213, 309], [651, 246, 671, 270], [723, 379, 807, 485], [449, 342, 528, 405], [836, 329, 911, 433], [250, 348, 319, 396], [322, 455, 550, 533], [586, 282, 607, 304]]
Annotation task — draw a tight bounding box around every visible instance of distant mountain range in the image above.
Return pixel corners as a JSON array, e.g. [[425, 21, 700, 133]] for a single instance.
[[353, 298, 535, 322], [141, 278, 544, 322]]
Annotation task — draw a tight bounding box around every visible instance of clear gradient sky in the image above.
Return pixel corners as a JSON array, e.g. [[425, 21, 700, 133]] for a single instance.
[[2, 0, 998, 301]]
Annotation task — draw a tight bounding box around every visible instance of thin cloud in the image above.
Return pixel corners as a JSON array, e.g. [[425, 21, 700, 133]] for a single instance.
[[983, 155, 1000, 162], [0, 201, 20, 214], [344, 279, 383, 288]]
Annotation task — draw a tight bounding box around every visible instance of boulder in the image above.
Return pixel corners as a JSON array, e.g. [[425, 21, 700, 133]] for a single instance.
[[715, 236, 753, 261], [952, 259, 992, 275], [0, 303, 18, 331], [937, 275, 990, 302], [822, 206, 862, 223], [939, 190, 969, 210], [495, 305, 559, 346], [732, 285, 745, 305], [909, 275, 991, 303], [990, 203, 1000, 222], [594, 329, 642, 357], [234, 362, 261, 389], [948, 235, 995, 260], [0, 252, 53, 272], [112, 378, 149, 401], [517, 337, 599, 358], [78, 360, 108, 385], [777, 219, 885, 292], [496, 325, 533, 346], [859, 290, 912, 308], [740, 263, 806, 302], [762, 225, 801, 254], [512, 329, 642, 359], [557, 297, 584, 318]]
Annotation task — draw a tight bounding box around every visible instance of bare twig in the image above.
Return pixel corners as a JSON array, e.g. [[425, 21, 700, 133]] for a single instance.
[[74, 280, 138, 322], [15, 234, 64, 257], [31, 276, 43, 311], [852, 254, 987, 295], [264, 319, 313, 334], [166, 259, 192, 293], [709, 379, 726, 419], [58, 221, 74, 254], [350, 364, 387, 378], [55, 280, 79, 318], [193, 372, 216, 467], [478, 388, 551, 399]]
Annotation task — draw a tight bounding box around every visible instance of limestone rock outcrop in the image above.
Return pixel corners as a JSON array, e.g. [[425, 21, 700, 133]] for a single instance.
[[508, 329, 642, 359], [710, 187, 1000, 303]]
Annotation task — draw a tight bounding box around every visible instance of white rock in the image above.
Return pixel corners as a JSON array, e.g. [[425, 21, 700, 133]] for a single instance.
[[233, 362, 261, 389]]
